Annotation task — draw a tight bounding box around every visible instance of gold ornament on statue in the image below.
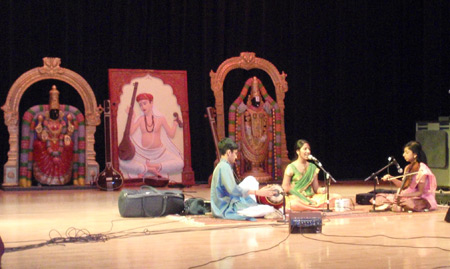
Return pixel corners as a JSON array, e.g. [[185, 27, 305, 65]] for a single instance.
[[49, 85, 60, 110]]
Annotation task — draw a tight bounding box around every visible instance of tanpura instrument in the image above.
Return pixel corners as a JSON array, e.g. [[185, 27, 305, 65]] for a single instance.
[[206, 107, 221, 162], [118, 82, 139, 160], [96, 100, 124, 191], [206, 107, 221, 186]]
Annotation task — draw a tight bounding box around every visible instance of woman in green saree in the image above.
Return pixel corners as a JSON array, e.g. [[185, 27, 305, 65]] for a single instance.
[[282, 139, 340, 211]]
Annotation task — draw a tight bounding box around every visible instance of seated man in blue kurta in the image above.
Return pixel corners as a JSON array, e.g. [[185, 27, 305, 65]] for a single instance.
[[210, 137, 278, 221]]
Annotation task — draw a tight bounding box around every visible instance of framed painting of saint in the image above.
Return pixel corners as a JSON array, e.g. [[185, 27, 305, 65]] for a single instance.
[[108, 69, 195, 186]]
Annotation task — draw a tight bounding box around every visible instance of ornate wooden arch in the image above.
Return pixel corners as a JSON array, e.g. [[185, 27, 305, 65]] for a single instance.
[[1, 57, 102, 187], [209, 52, 290, 169]]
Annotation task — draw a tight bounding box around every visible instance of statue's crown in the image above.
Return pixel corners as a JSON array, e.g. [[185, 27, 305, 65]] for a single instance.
[[49, 85, 60, 110], [249, 76, 262, 103]]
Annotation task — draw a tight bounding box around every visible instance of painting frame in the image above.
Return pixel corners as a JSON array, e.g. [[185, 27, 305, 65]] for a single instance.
[[108, 69, 195, 186]]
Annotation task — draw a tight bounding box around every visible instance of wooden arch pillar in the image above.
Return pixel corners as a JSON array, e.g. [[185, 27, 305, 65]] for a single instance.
[[1, 57, 102, 187], [209, 52, 290, 172]]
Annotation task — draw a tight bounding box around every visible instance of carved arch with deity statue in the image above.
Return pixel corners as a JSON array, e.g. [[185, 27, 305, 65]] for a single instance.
[[1, 57, 102, 188], [209, 52, 290, 182]]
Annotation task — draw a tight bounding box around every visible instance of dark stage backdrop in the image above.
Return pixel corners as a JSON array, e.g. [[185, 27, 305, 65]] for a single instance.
[[1, 1, 449, 184]]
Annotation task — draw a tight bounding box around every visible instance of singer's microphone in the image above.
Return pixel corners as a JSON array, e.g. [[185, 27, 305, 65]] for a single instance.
[[393, 159, 403, 174], [307, 155, 322, 167], [388, 156, 403, 174]]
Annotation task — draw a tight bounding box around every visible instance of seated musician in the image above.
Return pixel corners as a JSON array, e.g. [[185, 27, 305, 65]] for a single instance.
[[210, 137, 279, 220], [374, 141, 437, 212], [282, 139, 341, 211], [119, 93, 184, 179]]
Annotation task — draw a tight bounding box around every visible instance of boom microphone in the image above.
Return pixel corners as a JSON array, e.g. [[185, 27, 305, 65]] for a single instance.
[[393, 159, 403, 174], [307, 155, 322, 167], [388, 156, 403, 174], [307, 155, 318, 162]]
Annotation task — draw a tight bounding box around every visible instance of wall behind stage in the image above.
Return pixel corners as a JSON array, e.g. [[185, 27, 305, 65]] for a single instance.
[[1, 1, 449, 184]]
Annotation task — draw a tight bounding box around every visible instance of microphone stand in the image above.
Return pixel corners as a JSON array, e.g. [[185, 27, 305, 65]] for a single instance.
[[323, 173, 332, 212], [277, 192, 288, 224], [311, 160, 337, 212], [363, 160, 395, 212]]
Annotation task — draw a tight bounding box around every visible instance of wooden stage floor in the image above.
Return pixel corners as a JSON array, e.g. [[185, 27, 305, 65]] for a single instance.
[[1, 181, 449, 269]]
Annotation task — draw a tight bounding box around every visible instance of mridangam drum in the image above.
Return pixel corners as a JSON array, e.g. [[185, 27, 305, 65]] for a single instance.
[[256, 184, 284, 209]]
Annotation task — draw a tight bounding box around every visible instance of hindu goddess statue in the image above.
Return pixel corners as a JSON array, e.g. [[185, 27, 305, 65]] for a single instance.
[[29, 86, 77, 186]]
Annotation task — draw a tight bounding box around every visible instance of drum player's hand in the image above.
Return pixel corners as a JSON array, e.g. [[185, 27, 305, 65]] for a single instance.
[[257, 186, 278, 197], [381, 174, 391, 181]]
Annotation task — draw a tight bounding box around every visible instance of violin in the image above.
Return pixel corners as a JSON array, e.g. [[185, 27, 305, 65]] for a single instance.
[[398, 161, 419, 192]]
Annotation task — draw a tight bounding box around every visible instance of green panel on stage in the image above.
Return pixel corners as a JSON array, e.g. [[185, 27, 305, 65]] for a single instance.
[[416, 120, 450, 189]]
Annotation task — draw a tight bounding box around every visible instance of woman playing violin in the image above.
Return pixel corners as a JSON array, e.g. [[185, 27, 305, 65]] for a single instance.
[[375, 141, 437, 212]]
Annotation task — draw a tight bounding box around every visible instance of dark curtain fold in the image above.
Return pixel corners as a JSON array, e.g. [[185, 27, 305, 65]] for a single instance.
[[1, 0, 449, 183]]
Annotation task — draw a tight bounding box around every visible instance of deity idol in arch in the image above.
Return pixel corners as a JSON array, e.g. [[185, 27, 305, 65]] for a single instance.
[[19, 86, 86, 187], [23, 86, 79, 186], [229, 76, 282, 183]]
